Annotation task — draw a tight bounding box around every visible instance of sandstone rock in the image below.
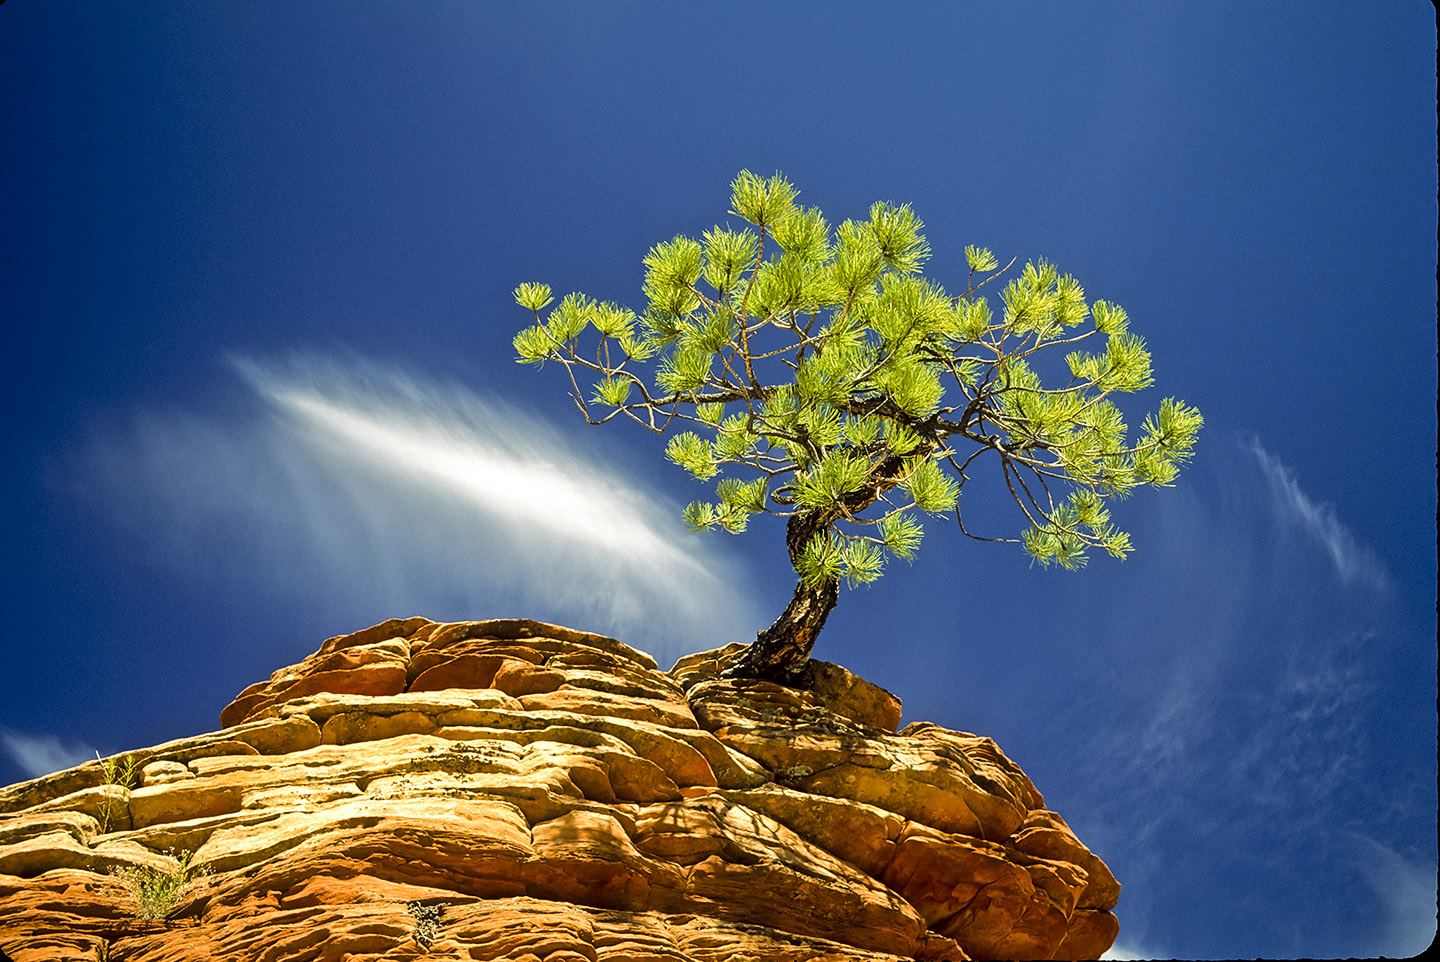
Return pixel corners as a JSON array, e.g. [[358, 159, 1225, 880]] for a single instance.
[[139, 761, 194, 788], [0, 617, 1118, 961], [807, 658, 905, 733]]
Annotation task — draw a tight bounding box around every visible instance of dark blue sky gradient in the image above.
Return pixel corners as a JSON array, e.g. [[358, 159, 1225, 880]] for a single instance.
[[2, 4, 1435, 959]]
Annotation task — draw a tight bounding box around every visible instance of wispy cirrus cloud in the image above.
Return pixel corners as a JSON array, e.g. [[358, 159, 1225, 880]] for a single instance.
[[0, 727, 99, 780], [1247, 437, 1390, 593], [69, 353, 761, 664], [1101, 939, 1167, 961], [1054, 432, 1423, 960], [1346, 833, 1439, 958]]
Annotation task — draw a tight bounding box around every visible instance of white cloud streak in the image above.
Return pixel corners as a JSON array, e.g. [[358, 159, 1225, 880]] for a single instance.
[[1247, 437, 1390, 593], [0, 728, 99, 780], [1346, 833, 1439, 958], [1101, 941, 1165, 961], [71, 354, 761, 664], [1055, 433, 1417, 959]]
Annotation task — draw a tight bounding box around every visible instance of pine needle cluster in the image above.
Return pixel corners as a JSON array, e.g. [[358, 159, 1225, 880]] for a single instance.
[[514, 170, 1201, 582]]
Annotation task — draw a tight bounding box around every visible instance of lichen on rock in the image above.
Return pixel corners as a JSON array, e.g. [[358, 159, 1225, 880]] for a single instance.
[[0, 617, 1119, 961]]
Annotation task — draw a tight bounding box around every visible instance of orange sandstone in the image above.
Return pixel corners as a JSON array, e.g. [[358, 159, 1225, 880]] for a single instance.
[[0, 617, 1118, 960]]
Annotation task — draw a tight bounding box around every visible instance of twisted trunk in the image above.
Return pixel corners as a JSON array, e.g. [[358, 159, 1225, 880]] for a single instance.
[[723, 449, 929, 685], [721, 510, 839, 685]]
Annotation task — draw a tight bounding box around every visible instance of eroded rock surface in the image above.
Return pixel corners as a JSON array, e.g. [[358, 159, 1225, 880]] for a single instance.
[[0, 617, 1119, 960]]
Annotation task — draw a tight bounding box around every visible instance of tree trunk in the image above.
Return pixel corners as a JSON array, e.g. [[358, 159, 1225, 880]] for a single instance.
[[721, 449, 927, 686], [721, 509, 839, 685]]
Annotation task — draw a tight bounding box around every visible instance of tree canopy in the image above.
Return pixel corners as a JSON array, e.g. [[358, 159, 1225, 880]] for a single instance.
[[514, 170, 1201, 681]]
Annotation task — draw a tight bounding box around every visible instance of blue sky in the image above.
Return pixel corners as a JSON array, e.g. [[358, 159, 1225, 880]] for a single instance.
[[2, 3, 1434, 958]]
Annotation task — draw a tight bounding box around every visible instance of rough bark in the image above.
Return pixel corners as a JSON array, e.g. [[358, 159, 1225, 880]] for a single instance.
[[722, 509, 840, 685], [724, 449, 925, 686], [725, 509, 840, 682]]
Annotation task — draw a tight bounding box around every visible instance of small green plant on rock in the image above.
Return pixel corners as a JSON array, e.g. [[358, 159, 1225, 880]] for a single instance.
[[112, 848, 207, 920], [95, 752, 136, 833]]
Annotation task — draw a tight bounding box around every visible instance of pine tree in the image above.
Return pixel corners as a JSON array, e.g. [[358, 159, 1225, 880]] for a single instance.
[[514, 171, 1202, 684]]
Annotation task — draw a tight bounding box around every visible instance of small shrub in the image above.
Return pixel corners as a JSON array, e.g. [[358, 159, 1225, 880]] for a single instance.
[[95, 752, 137, 833], [407, 900, 447, 949], [112, 848, 207, 920]]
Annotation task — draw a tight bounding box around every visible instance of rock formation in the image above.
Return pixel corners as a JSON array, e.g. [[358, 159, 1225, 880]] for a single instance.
[[0, 617, 1119, 960]]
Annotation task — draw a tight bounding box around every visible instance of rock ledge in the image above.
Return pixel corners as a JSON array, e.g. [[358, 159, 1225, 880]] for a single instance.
[[0, 617, 1118, 961]]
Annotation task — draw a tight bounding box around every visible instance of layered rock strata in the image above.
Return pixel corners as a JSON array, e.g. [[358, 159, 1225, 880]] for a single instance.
[[0, 617, 1119, 960]]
